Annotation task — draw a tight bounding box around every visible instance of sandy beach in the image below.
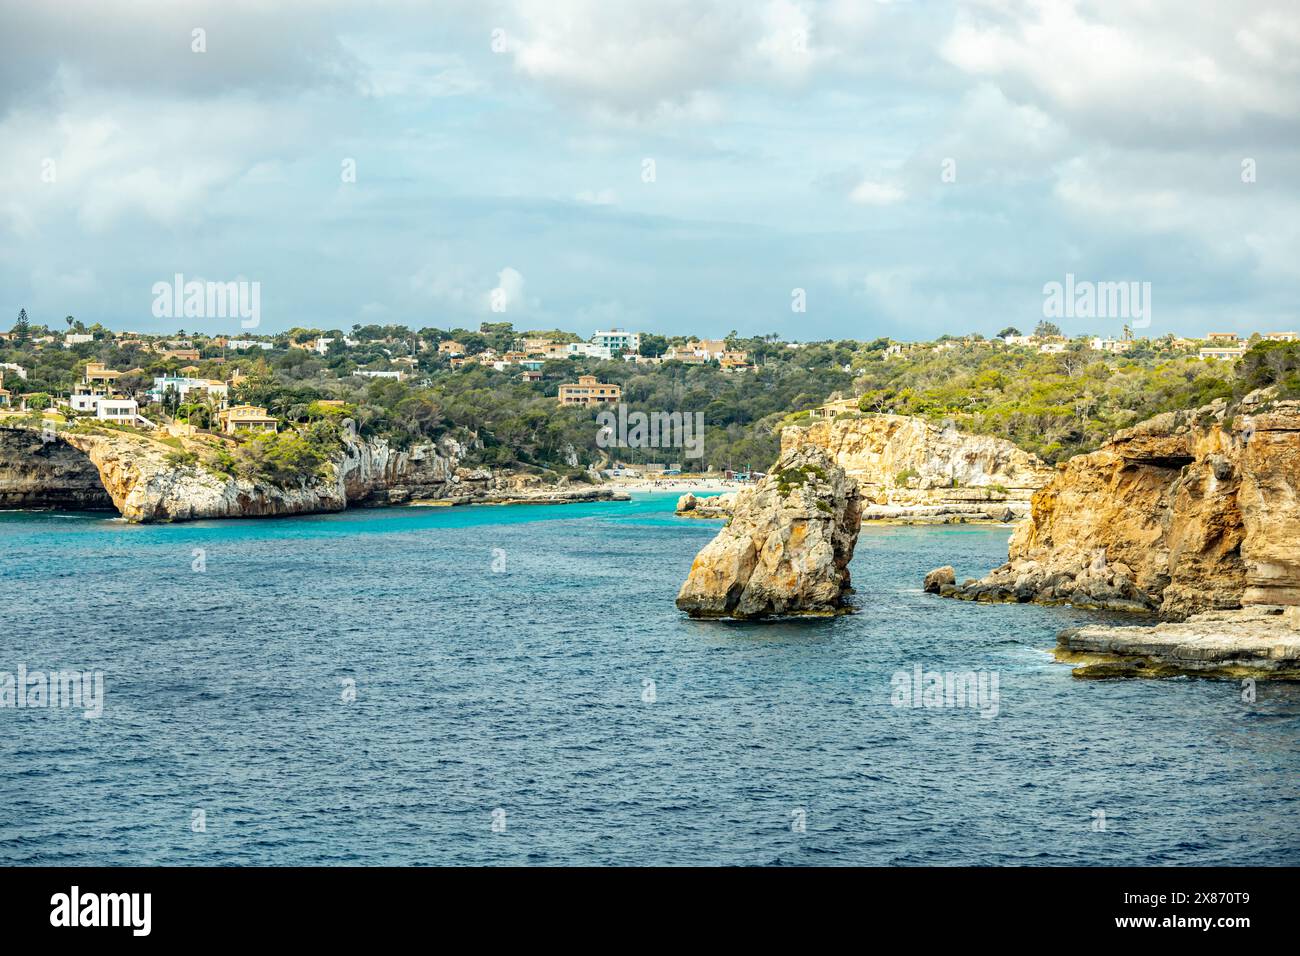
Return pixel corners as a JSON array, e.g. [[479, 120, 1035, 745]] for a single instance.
[[602, 476, 747, 494]]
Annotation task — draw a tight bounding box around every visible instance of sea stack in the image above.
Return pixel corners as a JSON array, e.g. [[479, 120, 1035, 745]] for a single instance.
[[676, 446, 862, 618]]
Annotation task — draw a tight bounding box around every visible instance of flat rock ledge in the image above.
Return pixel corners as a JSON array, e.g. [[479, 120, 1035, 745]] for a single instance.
[[1055, 606, 1300, 679]]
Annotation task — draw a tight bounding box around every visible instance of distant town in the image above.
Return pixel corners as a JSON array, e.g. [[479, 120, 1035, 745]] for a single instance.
[[2, 310, 1292, 423]]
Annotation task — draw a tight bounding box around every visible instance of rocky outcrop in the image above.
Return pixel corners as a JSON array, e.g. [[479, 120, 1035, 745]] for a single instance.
[[0, 421, 623, 522], [930, 392, 1300, 619], [675, 491, 737, 518], [54, 424, 480, 523], [1056, 606, 1300, 679], [0, 428, 114, 511], [781, 414, 1053, 517], [676, 446, 862, 618], [923, 566, 955, 593]]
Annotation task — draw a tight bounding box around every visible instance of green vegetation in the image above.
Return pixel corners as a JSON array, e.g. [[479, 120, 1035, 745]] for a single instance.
[[164, 450, 199, 469], [775, 462, 825, 497], [7, 309, 1299, 482], [851, 340, 1249, 462], [213, 422, 341, 488]]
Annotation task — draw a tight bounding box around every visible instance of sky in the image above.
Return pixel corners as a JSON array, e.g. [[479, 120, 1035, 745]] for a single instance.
[[1, 0, 1297, 342]]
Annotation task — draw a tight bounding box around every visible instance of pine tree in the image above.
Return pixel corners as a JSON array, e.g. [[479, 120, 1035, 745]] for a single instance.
[[12, 308, 30, 343]]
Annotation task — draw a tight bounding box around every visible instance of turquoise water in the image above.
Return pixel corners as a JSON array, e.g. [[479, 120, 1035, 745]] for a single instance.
[[1, 494, 1297, 865]]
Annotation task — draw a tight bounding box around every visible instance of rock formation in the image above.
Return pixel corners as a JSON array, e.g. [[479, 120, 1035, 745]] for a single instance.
[[1, 421, 622, 522], [1056, 606, 1300, 679], [56, 424, 477, 522], [675, 491, 737, 518], [676, 446, 862, 618], [0, 428, 114, 511], [929, 391, 1300, 619], [780, 414, 1053, 521]]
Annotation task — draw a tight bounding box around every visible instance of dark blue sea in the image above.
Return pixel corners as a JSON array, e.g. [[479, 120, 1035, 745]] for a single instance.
[[1, 493, 1297, 865]]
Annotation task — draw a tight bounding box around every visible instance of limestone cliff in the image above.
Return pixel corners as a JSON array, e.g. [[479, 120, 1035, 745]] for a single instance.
[[0, 427, 114, 511], [676, 446, 862, 618], [931, 391, 1300, 619], [56, 424, 478, 523], [780, 414, 1053, 516]]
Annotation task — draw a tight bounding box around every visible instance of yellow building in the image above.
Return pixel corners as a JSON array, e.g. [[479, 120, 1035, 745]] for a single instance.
[[558, 375, 621, 407], [217, 404, 278, 434]]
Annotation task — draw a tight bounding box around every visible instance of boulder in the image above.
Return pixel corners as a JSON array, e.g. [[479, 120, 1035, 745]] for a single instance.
[[923, 566, 955, 593]]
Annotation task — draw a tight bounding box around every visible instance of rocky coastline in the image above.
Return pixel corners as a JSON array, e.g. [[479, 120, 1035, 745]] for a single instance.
[[0, 423, 622, 523], [928, 391, 1300, 619], [924, 391, 1300, 679], [675, 414, 1051, 524]]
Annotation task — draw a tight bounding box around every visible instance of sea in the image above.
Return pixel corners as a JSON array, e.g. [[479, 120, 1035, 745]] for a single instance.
[[1, 493, 1296, 865]]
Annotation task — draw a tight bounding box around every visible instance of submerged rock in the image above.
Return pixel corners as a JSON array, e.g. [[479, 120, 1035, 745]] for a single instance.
[[676, 446, 862, 619]]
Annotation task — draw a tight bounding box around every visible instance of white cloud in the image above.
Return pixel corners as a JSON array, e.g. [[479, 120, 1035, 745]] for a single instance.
[[941, 0, 1300, 147], [0, 94, 305, 236], [488, 266, 531, 314]]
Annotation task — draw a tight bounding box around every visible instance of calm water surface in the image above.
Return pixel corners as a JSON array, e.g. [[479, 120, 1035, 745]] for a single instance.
[[1, 494, 1297, 865]]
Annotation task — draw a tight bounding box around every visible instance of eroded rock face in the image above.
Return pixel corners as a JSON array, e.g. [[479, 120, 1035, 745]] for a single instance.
[[0, 428, 114, 511], [676, 447, 862, 618], [781, 414, 1054, 513], [53, 424, 478, 523], [930, 392, 1300, 619]]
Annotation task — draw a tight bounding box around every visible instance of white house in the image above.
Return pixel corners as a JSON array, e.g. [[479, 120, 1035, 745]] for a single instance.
[[1090, 337, 1133, 353], [591, 329, 641, 355], [93, 397, 150, 426], [1199, 346, 1247, 361], [0, 362, 27, 380], [355, 370, 405, 380], [566, 342, 615, 360], [147, 376, 229, 404], [63, 333, 94, 347], [227, 339, 273, 350]]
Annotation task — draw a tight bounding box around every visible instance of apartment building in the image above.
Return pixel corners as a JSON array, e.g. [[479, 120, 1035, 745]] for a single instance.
[[557, 375, 621, 407], [590, 329, 641, 355]]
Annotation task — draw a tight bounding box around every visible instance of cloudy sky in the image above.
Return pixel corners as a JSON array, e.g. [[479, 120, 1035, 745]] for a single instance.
[[1, 0, 1297, 341]]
